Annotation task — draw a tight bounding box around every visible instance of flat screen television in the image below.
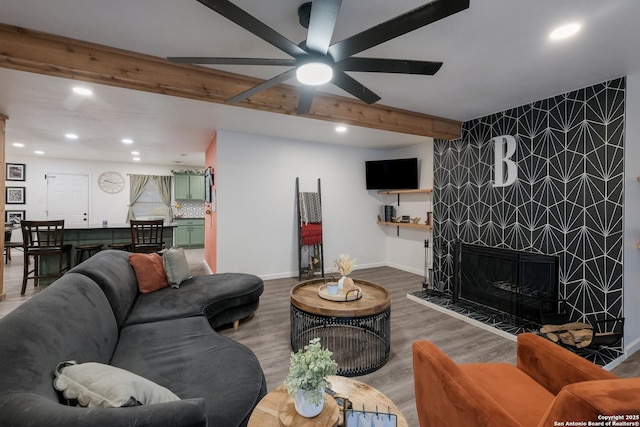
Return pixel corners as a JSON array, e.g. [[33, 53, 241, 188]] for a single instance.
[[365, 158, 419, 190]]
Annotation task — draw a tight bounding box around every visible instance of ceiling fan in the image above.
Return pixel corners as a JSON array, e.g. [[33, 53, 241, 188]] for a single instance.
[[168, 0, 470, 115]]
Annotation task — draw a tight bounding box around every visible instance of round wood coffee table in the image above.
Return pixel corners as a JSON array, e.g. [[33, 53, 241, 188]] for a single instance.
[[247, 376, 408, 427], [290, 278, 391, 376]]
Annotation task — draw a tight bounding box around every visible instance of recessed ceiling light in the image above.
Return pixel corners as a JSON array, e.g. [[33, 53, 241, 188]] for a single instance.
[[335, 125, 347, 133], [12, 142, 24, 148], [65, 133, 79, 140], [549, 22, 581, 40], [34, 150, 45, 155], [72, 86, 93, 96], [131, 151, 140, 155], [132, 157, 141, 162], [122, 138, 133, 144]]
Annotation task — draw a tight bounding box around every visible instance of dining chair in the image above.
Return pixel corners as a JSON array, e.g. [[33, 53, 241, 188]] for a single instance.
[[4, 228, 23, 264], [20, 220, 72, 295], [130, 219, 165, 253]]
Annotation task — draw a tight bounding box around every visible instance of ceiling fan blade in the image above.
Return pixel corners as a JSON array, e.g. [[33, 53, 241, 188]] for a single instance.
[[227, 68, 297, 103], [196, 0, 306, 58], [328, 0, 470, 62], [337, 57, 442, 75], [306, 0, 342, 55], [297, 86, 316, 115], [332, 71, 381, 104], [167, 57, 297, 66]]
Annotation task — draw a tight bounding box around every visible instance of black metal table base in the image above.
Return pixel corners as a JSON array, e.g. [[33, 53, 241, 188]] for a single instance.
[[290, 304, 391, 377]]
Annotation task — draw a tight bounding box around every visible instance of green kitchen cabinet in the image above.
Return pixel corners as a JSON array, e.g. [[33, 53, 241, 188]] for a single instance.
[[174, 218, 205, 248], [175, 174, 205, 200]]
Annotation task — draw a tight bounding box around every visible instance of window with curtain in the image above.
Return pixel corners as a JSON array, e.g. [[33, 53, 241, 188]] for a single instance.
[[131, 179, 165, 218], [128, 175, 172, 221]]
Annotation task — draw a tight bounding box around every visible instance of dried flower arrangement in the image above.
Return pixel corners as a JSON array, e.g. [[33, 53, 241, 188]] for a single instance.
[[334, 254, 357, 276]]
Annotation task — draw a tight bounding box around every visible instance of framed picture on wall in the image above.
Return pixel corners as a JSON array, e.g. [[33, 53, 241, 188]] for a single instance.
[[5, 186, 26, 204], [5, 210, 25, 223], [6, 163, 26, 181]]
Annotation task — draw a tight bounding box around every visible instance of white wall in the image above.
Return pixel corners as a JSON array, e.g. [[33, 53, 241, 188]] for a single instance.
[[623, 72, 640, 355], [382, 142, 434, 277], [215, 130, 434, 279], [216, 130, 429, 279], [5, 154, 178, 226]]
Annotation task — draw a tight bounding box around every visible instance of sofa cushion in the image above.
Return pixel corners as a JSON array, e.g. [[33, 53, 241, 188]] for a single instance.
[[68, 249, 139, 328], [163, 246, 191, 287], [129, 253, 169, 293], [0, 273, 118, 401], [123, 273, 263, 326], [461, 363, 555, 426], [54, 361, 180, 408], [111, 316, 267, 427], [0, 394, 208, 427]]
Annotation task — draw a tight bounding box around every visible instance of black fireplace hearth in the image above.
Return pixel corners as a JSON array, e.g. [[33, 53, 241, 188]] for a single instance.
[[453, 243, 559, 325]]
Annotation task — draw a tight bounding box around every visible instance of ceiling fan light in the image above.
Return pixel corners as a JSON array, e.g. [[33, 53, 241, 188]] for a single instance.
[[296, 62, 333, 86], [549, 22, 581, 40]]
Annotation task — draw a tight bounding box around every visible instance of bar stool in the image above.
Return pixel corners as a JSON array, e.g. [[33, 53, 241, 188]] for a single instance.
[[108, 242, 132, 251], [21, 220, 72, 295], [74, 243, 103, 265], [4, 229, 22, 264]]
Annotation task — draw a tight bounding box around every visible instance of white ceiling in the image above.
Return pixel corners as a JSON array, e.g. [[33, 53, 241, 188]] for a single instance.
[[1, 0, 639, 166]]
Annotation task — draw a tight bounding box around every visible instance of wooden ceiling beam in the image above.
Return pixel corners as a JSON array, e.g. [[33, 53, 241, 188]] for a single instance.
[[0, 23, 461, 139]]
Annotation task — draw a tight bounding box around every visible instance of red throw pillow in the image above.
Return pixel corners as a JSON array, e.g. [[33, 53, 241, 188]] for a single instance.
[[128, 253, 169, 293]]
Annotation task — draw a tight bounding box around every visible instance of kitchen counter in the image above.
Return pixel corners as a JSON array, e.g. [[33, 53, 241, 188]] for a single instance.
[[35, 222, 176, 284], [63, 223, 174, 250], [65, 222, 177, 230]]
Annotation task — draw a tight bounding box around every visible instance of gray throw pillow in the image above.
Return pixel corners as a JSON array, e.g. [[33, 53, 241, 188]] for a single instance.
[[163, 246, 192, 288], [54, 361, 180, 408]]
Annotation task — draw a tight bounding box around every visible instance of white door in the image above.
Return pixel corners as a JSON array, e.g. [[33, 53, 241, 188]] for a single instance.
[[47, 174, 89, 225]]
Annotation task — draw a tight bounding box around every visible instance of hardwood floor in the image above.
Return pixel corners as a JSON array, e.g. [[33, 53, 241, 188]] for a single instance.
[[2, 249, 639, 426]]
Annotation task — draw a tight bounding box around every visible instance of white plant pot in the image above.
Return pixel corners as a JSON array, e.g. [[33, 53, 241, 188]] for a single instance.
[[294, 388, 324, 418], [338, 276, 346, 291]]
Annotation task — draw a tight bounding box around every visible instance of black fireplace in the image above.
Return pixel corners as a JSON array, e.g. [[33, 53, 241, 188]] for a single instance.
[[453, 243, 559, 324]]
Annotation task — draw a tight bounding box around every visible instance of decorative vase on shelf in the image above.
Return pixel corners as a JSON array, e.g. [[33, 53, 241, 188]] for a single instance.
[[337, 275, 346, 291], [294, 388, 324, 418]]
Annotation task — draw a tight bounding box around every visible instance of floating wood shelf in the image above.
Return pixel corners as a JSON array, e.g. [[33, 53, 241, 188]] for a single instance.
[[377, 188, 432, 195], [377, 221, 432, 230]]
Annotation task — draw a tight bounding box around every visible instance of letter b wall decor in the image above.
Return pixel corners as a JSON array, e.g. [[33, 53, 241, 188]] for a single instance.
[[493, 135, 517, 187]]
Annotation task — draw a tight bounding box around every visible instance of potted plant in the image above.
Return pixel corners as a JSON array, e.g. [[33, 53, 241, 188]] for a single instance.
[[284, 338, 338, 417]]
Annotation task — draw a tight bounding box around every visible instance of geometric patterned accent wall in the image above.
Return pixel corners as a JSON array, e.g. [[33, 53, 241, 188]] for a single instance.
[[433, 77, 625, 327]]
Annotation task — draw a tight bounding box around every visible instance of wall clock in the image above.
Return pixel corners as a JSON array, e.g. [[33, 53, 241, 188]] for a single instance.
[[98, 171, 125, 194]]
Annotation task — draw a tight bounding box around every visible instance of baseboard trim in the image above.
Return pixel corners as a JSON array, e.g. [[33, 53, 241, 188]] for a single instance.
[[407, 293, 517, 342], [257, 262, 390, 281]]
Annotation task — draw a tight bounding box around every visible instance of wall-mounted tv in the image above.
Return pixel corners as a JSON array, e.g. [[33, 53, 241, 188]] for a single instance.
[[365, 158, 419, 190]]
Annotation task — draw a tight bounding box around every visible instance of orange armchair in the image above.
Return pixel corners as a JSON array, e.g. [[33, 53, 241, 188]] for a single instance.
[[413, 333, 640, 427]]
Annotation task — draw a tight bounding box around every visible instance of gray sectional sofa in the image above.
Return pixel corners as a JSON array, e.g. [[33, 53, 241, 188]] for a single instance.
[[0, 249, 266, 427]]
